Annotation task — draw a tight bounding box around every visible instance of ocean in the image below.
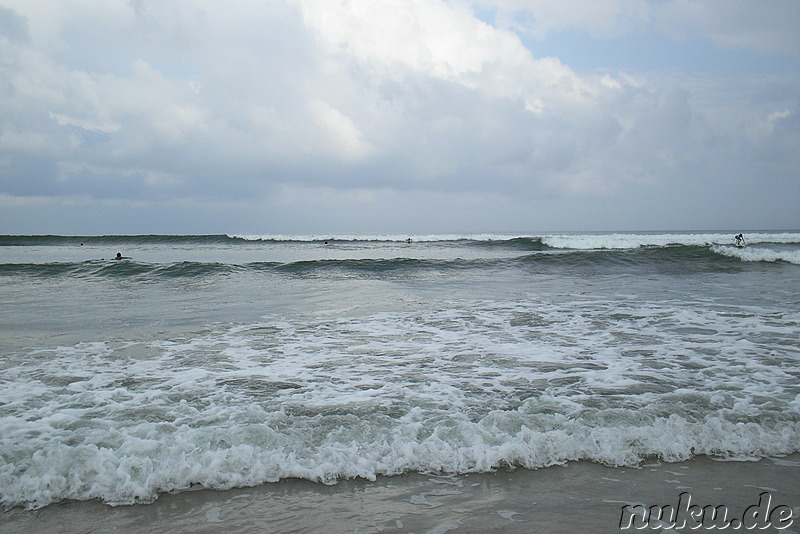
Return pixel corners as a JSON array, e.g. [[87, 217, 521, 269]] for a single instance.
[[1, 231, 799, 522]]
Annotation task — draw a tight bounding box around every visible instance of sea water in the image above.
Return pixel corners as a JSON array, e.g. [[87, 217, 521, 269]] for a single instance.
[[1, 232, 798, 509]]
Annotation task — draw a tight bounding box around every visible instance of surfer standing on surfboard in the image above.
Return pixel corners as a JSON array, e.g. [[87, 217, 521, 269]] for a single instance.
[[734, 234, 745, 247]]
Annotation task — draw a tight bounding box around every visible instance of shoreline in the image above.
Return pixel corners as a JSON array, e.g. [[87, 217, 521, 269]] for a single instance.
[[3, 454, 798, 533]]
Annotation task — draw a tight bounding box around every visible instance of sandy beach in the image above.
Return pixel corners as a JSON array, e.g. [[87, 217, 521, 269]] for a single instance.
[[3, 454, 798, 533]]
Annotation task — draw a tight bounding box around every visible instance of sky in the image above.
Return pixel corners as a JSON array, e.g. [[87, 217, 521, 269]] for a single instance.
[[0, 0, 798, 235]]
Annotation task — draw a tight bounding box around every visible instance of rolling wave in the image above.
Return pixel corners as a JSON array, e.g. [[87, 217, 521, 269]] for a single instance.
[[0, 258, 501, 280], [2, 243, 797, 282], [0, 261, 247, 279], [467, 236, 549, 251]]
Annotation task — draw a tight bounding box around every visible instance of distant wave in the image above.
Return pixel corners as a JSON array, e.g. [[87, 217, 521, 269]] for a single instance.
[[230, 233, 521, 243], [233, 232, 800, 248], [0, 233, 503, 246], [3, 232, 798, 248], [0, 234, 241, 246]]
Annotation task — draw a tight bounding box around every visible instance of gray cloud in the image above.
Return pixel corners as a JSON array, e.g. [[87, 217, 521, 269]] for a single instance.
[[0, 0, 797, 233]]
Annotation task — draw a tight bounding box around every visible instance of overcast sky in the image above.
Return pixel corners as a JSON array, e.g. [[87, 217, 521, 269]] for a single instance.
[[1, 0, 798, 235]]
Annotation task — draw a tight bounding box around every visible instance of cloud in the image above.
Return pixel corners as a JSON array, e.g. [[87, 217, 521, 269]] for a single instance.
[[0, 4, 28, 43], [472, 0, 800, 59], [0, 0, 797, 232], [655, 0, 800, 58], [307, 99, 372, 162], [470, 0, 651, 39], [293, 0, 690, 197]]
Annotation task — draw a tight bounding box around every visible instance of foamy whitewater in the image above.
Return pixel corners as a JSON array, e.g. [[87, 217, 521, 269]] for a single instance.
[[1, 231, 799, 509]]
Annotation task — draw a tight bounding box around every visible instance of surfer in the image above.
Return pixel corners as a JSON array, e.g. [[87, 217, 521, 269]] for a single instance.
[[406, 237, 412, 243], [734, 234, 745, 247], [114, 252, 131, 260]]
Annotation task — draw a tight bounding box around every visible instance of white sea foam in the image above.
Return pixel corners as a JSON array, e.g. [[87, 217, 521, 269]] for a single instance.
[[541, 232, 800, 250], [2, 296, 798, 509], [712, 244, 800, 264]]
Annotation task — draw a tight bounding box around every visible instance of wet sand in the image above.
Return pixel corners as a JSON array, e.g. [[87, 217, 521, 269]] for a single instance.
[[3, 454, 798, 533]]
